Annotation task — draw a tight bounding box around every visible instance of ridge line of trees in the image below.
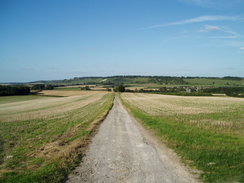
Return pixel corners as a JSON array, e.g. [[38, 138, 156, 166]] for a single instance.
[[0, 84, 54, 96], [0, 85, 30, 96]]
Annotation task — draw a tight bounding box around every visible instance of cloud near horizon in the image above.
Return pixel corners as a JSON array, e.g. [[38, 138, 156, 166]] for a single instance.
[[144, 15, 240, 29]]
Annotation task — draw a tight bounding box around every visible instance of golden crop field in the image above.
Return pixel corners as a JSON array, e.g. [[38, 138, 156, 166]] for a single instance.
[[120, 93, 244, 182], [0, 91, 114, 182]]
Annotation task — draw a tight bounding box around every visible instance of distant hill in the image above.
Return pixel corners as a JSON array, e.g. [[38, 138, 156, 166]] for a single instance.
[[2, 76, 244, 87], [28, 76, 189, 85]]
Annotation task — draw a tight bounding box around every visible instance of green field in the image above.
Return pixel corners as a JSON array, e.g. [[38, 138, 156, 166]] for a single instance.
[[121, 93, 244, 183], [185, 78, 244, 86], [0, 92, 114, 182], [0, 95, 42, 104]]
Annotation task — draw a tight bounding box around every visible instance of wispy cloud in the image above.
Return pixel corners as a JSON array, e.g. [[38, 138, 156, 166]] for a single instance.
[[177, 0, 244, 8], [240, 47, 244, 51], [213, 30, 243, 39], [198, 24, 243, 39], [144, 15, 239, 29], [199, 25, 221, 32], [205, 25, 221, 30]]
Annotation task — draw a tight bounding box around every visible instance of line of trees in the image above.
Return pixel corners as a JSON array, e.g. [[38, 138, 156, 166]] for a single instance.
[[0, 84, 55, 96], [0, 85, 30, 96], [201, 87, 244, 97], [124, 87, 212, 96], [223, 76, 243, 81], [31, 84, 54, 90]]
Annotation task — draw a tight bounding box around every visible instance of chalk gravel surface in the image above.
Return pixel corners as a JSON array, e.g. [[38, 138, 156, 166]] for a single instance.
[[66, 95, 200, 183]]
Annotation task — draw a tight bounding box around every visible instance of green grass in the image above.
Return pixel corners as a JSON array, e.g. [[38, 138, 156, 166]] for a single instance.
[[0, 95, 41, 104], [184, 78, 243, 86], [121, 96, 244, 183], [0, 93, 114, 182]]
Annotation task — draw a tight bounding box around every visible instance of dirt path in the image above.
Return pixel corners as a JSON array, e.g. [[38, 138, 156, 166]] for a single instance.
[[65, 95, 200, 183]]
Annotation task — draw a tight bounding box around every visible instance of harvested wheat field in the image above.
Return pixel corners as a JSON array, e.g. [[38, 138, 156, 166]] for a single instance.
[[120, 93, 244, 182], [121, 93, 244, 134], [0, 91, 114, 182], [121, 93, 244, 115], [38, 90, 106, 96]]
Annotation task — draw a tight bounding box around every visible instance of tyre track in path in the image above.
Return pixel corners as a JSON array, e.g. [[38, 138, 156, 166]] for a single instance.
[[65, 95, 200, 183]]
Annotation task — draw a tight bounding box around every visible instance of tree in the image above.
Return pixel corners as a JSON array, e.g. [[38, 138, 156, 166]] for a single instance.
[[31, 84, 45, 90], [0, 85, 30, 96], [80, 86, 91, 90], [45, 85, 54, 90], [85, 86, 90, 90], [114, 84, 125, 92]]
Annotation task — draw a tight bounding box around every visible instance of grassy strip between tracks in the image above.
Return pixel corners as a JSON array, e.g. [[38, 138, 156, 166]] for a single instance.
[[0, 93, 114, 183], [120, 97, 244, 183]]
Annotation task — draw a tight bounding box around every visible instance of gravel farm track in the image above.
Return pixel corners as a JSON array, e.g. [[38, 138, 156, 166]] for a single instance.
[[65, 95, 200, 183]]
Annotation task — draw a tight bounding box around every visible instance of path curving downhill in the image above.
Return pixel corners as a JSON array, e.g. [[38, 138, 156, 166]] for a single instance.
[[65, 95, 200, 183]]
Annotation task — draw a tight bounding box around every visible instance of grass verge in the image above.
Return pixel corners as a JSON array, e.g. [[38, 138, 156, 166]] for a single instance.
[[120, 96, 244, 183]]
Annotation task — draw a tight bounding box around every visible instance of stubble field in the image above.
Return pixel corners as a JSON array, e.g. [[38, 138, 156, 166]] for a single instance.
[[121, 93, 244, 183], [0, 91, 114, 182]]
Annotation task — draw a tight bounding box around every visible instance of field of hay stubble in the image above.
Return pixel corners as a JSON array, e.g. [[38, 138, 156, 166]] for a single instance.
[[0, 90, 114, 183], [121, 93, 244, 183]]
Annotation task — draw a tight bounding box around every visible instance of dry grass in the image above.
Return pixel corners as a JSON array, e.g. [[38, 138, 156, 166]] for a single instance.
[[121, 93, 244, 115], [121, 93, 244, 134]]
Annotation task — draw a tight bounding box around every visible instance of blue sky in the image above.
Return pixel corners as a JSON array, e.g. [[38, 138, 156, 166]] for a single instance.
[[1, 0, 244, 82]]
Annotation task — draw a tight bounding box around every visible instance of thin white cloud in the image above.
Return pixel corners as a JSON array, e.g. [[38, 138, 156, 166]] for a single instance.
[[205, 25, 221, 30], [177, 0, 244, 8], [240, 47, 244, 51], [198, 24, 243, 39], [213, 30, 243, 39], [199, 24, 221, 32], [144, 15, 239, 29]]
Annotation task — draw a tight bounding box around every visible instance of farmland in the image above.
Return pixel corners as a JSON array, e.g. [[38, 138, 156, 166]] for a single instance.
[[121, 93, 244, 183], [0, 91, 114, 182], [16, 75, 242, 88]]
